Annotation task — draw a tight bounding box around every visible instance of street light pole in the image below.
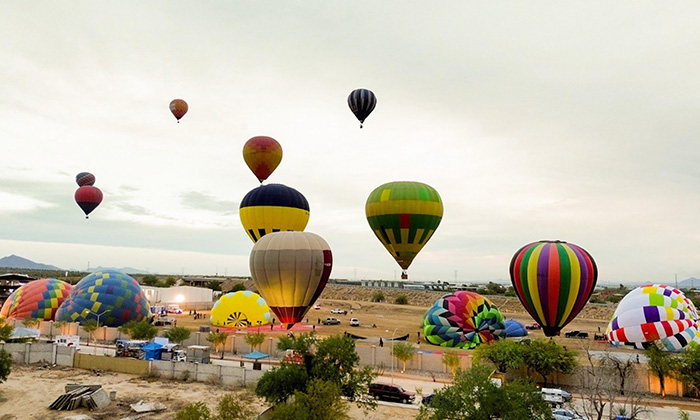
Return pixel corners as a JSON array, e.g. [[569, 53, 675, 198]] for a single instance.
[[87, 309, 110, 355], [391, 327, 398, 384]]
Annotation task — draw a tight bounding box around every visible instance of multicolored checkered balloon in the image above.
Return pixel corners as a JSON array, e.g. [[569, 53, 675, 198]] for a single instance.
[[0, 278, 72, 320], [422, 291, 506, 349]]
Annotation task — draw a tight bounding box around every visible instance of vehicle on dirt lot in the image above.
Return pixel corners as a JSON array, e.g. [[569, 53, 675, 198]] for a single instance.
[[350, 318, 360, 327], [323, 317, 341, 325], [154, 316, 175, 326], [369, 383, 415, 404], [525, 323, 541, 330], [330, 308, 344, 314], [564, 330, 588, 339], [542, 388, 572, 407], [313, 304, 321, 310]]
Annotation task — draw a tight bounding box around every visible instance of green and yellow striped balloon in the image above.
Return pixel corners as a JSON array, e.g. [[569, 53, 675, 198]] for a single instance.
[[366, 181, 443, 279]]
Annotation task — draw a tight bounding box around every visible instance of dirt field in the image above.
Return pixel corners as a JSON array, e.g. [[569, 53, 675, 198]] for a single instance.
[[0, 365, 413, 420]]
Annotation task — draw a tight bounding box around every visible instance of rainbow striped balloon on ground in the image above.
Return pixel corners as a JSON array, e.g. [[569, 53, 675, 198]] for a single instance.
[[509, 240, 597, 337], [422, 291, 506, 349], [606, 284, 700, 351], [211, 291, 271, 328], [366, 181, 443, 280], [55, 270, 150, 327], [0, 278, 72, 320]]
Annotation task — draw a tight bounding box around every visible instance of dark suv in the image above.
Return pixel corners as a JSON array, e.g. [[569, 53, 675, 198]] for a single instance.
[[369, 383, 415, 404]]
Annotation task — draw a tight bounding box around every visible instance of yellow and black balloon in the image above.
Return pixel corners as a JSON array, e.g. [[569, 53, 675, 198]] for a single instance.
[[210, 291, 271, 328], [239, 184, 310, 243]]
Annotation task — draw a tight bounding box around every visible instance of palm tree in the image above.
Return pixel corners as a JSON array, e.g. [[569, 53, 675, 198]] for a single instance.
[[52, 321, 67, 338], [82, 320, 99, 346], [21, 318, 40, 329], [244, 332, 266, 352], [162, 326, 191, 346], [392, 342, 416, 373], [442, 349, 460, 376]]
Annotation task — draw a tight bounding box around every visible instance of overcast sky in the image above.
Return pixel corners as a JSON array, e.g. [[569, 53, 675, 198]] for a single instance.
[[1, 2, 699, 285]]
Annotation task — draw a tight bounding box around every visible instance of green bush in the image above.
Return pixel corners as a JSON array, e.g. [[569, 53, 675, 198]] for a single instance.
[[394, 294, 409, 305], [175, 402, 211, 420], [371, 291, 385, 302]]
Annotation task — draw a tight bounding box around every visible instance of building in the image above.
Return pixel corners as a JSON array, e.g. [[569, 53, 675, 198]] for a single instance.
[[0, 273, 35, 300], [141, 286, 213, 310]]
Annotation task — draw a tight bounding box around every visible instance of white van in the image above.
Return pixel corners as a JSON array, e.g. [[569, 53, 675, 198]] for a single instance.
[[55, 335, 80, 349], [541, 388, 572, 406]]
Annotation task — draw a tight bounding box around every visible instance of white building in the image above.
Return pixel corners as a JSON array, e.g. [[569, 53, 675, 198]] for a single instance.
[[141, 286, 213, 309]]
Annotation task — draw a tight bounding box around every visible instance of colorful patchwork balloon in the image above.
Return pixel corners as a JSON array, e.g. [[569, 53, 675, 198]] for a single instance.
[[239, 184, 310, 243], [211, 290, 271, 328], [243, 136, 283, 183], [366, 181, 443, 280], [0, 278, 72, 320], [169, 99, 188, 122], [55, 270, 150, 327], [76, 172, 95, 187], [606, 284, 700, 351], [422, 291, 506, 349], [509, 240, 598, 337]]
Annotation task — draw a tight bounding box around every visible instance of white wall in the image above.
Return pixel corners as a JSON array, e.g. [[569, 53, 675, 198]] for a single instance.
[[142, 286, 213, 305]]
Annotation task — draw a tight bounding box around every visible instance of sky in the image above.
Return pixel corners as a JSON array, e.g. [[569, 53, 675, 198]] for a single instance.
[[1, 2, 700, 285]]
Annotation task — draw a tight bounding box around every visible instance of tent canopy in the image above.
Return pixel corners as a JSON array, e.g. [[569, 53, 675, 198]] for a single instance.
[[244, 350, 269, 360]]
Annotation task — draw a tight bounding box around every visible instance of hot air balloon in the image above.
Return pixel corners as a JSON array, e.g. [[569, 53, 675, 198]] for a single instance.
[[240, 184, 310, 243], [211, 291, 271, 328], [243, 136, 283, 183], [366, 181, 443, 280], [504, 319, 528, 338], [422, 291, 506, 348], [250, 231, 332, 329], [75, 185, 103, 219], [509, 240, 598, 337], [55, 270, 150, 328], [76, 172, 95, 187], [606, 284, 700, 351], [348, 88, 377, 128], [169, 99, 188, 122], [0, 278, 72, 320]]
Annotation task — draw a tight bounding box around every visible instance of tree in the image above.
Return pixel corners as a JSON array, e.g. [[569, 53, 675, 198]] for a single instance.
[[271, 379, 349, 420], [207, 332, 229, 359], [21, 318, 40, 328], [277, 332, 317, 356], [603, 353, 635, 396], [256, 363, 310, 405], [141, 275, 159, 286], [215, 393, 255, 420], [208, 280, 221, 291], [676, 344, 700, 397], [127, 320, 158, 341], [244, 332, 265, 352], [175, 401, 211, 420], [311, 335, 376, 408], [165, 277, 177, 287], [392, 342, 415, 373], [646, 346, 676, 397], [53, 320, 68, 337], [442, 350, 461, 377], [118, 320, 136, 338], [371, 291, 385, 302], [0, 319, 13, 342], [82, 319, 99, 344], [230, 283, 246, 292], [522, 339, 577, 386], [416, 363, 552, 420], [0, 349, 11, 383], [395, 294, 409, 305], [163, 326, 192, 346], [474, 339, 525, 373]]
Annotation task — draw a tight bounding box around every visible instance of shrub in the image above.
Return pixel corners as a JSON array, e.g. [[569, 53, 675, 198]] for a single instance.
[[175, 401, 211, 420], [394, 294, 409, 305], [371, 291, 385, 302]]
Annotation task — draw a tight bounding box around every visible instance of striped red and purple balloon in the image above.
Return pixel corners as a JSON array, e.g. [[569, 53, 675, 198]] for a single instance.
[[509, 240, 597, 337]]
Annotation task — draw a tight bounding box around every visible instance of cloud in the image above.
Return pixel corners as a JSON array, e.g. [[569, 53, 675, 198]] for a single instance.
[[180, 191, 238, 215]]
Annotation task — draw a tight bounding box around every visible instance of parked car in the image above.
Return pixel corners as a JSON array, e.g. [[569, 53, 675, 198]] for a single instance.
[[525, 322, 541, 330], [350, 318, 360, 327], [313, 304, 321, 310], [564, 330, 588, 339], [153, 316, 175, 326], [552, 408, 583, 420], [330, 308, 344, 314], [369, 383, 415, 404], [421, 394, 433, 406], [542, 388, 572, 406], [323, 317, 341, 325]]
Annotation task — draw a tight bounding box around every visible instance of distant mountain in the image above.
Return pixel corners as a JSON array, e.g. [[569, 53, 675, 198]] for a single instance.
[[0, 254, 62, 271], [92, 266, 150, 275], [678, 277, 700, 289]]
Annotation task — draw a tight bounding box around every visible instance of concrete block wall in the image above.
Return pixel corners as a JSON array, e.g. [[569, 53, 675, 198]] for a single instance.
[[0, 343, 75, 366]]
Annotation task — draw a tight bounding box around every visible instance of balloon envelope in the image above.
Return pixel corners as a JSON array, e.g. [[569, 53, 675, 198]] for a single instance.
[[243, 136, 283, 183], [240, 184, 310, 243], [75, 185, 103, 218], [509, 240, 597, 337], [250, 231, 332, 328], [0, 278, 72, 320], [55, 270, 150, 328], [211, 291, 271, 328], [348, 88, 377, 128], [606, 284, 700, 351], [422, 291, 506, 349], [169, 99, 188, 121], [504, 319, 528, 338], [366, 181, 443, 279], [76, 172, 95, 187]]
